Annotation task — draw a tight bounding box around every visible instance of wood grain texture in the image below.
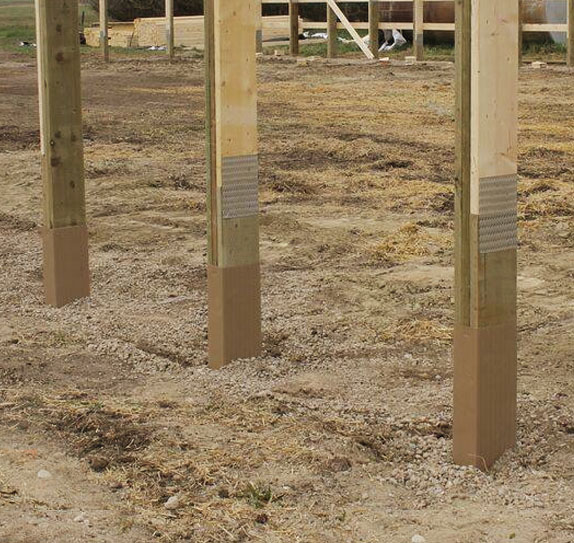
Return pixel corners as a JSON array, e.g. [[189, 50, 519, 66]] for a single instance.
[[454, 0, 518, 470], [289, 0, 300, 56], [470, 0, 518, 212], [214, 1, 258, 162], [35, 0, 90, 306], [368, 1, 380, 58], [413, 0, 424, 60], [206, 0, 261, 366], [454, 0, 471, 326], [568, 0, 573, 67], [35, 0, 86, 230], [99, 0, 109, 62], [204, 0, 217, 266], [166, 0, 174, 60], [327, 3, 338, 58]]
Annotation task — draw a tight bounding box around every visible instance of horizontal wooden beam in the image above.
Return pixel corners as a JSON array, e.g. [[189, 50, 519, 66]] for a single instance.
[[300, 21, 568, 33]]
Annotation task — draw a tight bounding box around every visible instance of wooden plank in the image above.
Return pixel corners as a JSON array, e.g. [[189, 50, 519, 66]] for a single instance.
[[413, 0, 424, 60], [256, 0, 263, 53], [327, 2, 338, 58], [205, 0, 261, 368], [205, 0, 217, 266], [569, 0, 574, 67], [518, 0, 523, 66], [99, 0, 109, 62], [131, 15, 293, 50], [368, 0, 379, 58], [454, 0, 470, 327], [300, 21, 415, 31], [34, 0, 90, 306], [166, 0, 174, 60], [454, 0, 519, 470], [289, 0, 300, 56], [326, 0, 374, 59]]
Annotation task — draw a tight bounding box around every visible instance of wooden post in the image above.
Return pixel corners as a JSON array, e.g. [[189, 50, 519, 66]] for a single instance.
[[166, 0, 174, 61], [454, 0, 519, 470], [568, 0, 574, 67], [368, 1, 380, 58], [518, 0, 523, 66], [326, 0, 375, 59], [327, 2, 338, 58], [204, 0, 261, 368], [413, 0, 424, 61], [34, 0, 90, 307], [289, 0, 299, 56], [99, 0, 109, 62], [256, 0, 263, 53]]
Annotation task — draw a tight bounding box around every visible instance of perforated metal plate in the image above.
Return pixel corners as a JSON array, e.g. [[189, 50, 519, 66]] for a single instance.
[[221, 155, 259, 219], [478, 175, 518, 254]]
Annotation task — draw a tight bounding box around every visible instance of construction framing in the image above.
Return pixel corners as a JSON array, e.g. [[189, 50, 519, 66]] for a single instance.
[[262, 0, 572, 64], [34, 0, 90, 307], [99, 0, 109, 62], [454, 0, 519, 469], [34, 0, 524, 469], [204, 0, 262, 369]]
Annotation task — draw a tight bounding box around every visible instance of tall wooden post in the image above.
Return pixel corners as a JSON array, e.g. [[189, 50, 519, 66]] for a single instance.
[[204, 0, 261, 369], [289, 0, 299, 56], [256, 0, 263, 53], [368, 1, 380, 58], [99, 0, 109, 62], [166, 0, 174, 61], [568, 0, 574, 67], [454, 0, 519, 470], [518, 0, 523, 66], [327, 3, 338, 58], [413, 0, 424, 61], [34, 0, 90, 307]]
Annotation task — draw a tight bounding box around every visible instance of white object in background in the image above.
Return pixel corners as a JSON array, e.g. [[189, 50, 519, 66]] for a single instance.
[[379, 29, 407, 52]]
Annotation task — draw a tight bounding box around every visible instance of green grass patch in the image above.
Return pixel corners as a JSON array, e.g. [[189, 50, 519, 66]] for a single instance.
[[263, 36, 568, 64], [0, 0, 96, 53], [0, 1, 35, 50], [523, 40, 567, 62]]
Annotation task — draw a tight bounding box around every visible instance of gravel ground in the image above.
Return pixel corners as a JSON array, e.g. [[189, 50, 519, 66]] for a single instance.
[[0, 50, 573, 542]]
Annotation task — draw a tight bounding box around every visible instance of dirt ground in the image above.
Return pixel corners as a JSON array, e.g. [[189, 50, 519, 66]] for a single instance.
[[0, 49, 573, 543]]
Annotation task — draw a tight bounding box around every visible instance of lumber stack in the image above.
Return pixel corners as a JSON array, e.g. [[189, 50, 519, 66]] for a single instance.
[[85, 22, 136, 48], [85, 15, 301, 50]]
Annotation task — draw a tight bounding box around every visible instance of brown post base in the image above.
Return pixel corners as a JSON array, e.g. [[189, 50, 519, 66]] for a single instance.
[[208, 263, 261, 369], [42, 225, 90, 307], [453, 323, 517, 470]]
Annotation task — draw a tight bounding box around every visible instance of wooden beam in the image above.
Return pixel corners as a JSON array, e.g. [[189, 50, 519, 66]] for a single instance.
[[518, 0, 523, 66], [34, 0, 90, 307], [256, 0, 263, 53], [454, 0, 519, 470], [568, 0, 574, 67], [327, 2, 338, 58], [166, 0, 174, 60], [99, 0, 109, 62], [204, 0, 261, 368], [289, 0, 299, 56], [454, 0, 470, 327], [326, 0, 374, 59], [413, 0, 424, 61], [368, 1, 379, 58]]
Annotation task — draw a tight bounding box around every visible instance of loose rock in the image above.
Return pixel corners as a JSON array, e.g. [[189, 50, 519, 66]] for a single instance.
[[37, 469, 52, 480], [165, 495, 181, 510]]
